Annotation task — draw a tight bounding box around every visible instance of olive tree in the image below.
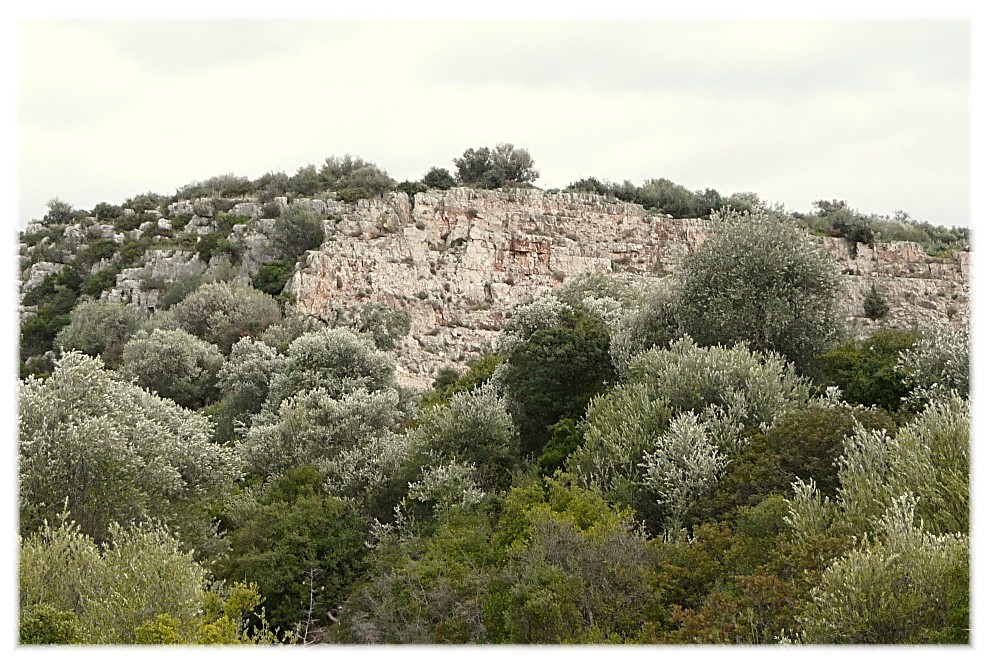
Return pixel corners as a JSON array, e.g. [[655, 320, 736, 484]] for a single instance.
[[265, 327, 396, 409], [269, 202, 326, 263], [454, 143, 539, 189], [240, 387, 401, 478], [54, 299, 143, 366], [677, 209, 843, 373], [118, 328, 224, 410], [169, 281, 282, 353], [19, 352, 241, 548], [212, 337, 286, 442], [895, 324, 969, 408], [569, 337, 812, 532]]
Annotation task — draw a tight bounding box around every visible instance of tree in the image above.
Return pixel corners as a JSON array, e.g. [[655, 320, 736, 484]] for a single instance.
[[895, 324, 969, 408], [19, 352, 241, 547], [54, 300, 142, 366], [500, 304, 616, 455], [217, 467, 368, 633], [817, 329, 917, 412], [454, 143, 539, 189], [676, 209, 843, 374], [569, 337, 812, 532], [798, 496, 968, 644], [20, 518, 206, 644], [118, 328, 225, 409], [169, 280, 282, 353], [269, 202, 326, 263], [211, 337, 286, 443], [265, 327, 396, 409], [411, 385, 519, 492], [862, 284, 890, 320], [422, 166, 457, 190], [240, 387, 400, 478]]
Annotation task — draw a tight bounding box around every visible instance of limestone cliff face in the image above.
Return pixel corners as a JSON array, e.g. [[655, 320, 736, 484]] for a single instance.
[[288, 188, 969, 390]]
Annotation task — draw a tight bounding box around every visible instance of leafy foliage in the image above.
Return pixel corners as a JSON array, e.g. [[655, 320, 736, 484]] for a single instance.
[[55, 300, 142, 366], [798, 496, 968, 644], [454, 143, 539, 189], [862, 284, 890, 320], [895, 324, 969, 408], [169, 280, 282, 353], [677, 209, 843, 373], [217, 467, 368, 633], [265, 327, 396, 409], [411, 385, 519, 492], [817, 329, 917, 412], [500, 304, 616, 455], [19, 352, 241, 547], [269, 202, 326, 262], [118, 328, 224, 409]]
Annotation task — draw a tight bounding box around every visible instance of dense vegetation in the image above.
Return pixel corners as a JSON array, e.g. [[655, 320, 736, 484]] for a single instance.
[[16, 151, 970, 645]]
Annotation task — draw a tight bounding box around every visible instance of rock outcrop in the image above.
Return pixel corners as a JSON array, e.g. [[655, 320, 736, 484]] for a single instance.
[[288, 189, 969, 390]]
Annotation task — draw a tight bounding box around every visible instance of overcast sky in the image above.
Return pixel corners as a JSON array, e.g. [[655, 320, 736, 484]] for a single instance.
[[15, 15, 972, 229]]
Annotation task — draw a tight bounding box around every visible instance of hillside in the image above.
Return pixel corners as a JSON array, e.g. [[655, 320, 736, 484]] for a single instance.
[[16, 170, 971, 646], [18, 186, 969, 386]]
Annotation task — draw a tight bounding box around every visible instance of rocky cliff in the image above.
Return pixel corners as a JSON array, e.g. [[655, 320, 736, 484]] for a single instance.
[[288, 189, 970, 389]]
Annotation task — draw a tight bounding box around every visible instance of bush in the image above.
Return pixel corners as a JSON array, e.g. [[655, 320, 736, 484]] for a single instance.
[[500, 304, 616, 455], [19, 352, 240, 546], [169, 281, 282, 353], [895, 324, 969, 408], [692, 405, 896, 524], [55, 300, 142, 366], [422, 166, 457, 190], [411, 385, 519, 492], [269, 202, 325, 262], [862, 284, 890, 320], [454, 143, 539, 189], [82, 266, 119, 297], [253, 259, 295, 296], [118, 328, 225, 409], [817, 329, 917, 412], [20, 518, 210, 644], [217, 468, 368, 633], [799, 496, 968, 644], [240, 387, 400, 478], [265, 327, 396, 408], [677, 209, 843, 373]]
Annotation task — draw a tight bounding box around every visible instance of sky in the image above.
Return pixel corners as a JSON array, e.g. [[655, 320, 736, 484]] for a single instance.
[[13, 8, 974, 230]]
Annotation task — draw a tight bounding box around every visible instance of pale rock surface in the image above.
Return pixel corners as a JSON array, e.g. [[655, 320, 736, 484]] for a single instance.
[[288, 189, 970, 390]]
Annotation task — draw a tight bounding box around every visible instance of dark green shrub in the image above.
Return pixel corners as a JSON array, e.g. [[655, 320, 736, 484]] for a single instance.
[[83, 267, 119, 298], [502, 306, 616, 455], [157, 273, 206, 310], [538, 418, 583, 477], [690, 405, 896, 524], [216, 467, 368, 632], [75, 238, 118, 269], [92, 201, 123, 222], [253, 260, 295, 296], [287, 164, 323, 196], [397, 180, 427, 199], [817, 329, 917, 412], [115, 238, 150, 267], [863, 284, 890, 320], [422, 167, 457, 190]]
